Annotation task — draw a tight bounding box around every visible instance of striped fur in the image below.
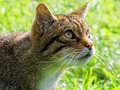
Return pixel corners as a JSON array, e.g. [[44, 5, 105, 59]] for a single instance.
[[0, 3, 95, 90]]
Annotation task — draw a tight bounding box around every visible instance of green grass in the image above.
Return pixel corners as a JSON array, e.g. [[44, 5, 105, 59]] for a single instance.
[[0, 0, 120, 90]]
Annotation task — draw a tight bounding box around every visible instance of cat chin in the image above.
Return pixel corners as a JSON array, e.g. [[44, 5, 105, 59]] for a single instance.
[[90, 46, 96, 56], [77, 46, 96, 65], [61, 54, 92, 67], [76, 46, 95, 59], [52, 46, 95, 66], [62, 46, 96, 66]]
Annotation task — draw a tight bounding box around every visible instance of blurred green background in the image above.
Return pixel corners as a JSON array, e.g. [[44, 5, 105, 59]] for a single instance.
[[0, 0, 120, 90]]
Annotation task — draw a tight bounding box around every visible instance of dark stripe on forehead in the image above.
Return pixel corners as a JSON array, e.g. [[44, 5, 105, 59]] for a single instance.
[[75, 19, 85, 36], [75, 19, 83, 30], [63, 15, 72, 22], [71, 20, 82, 36], [64, 15, 82, 34], [79, 20, 85, 32], [64, 15, 85, 32]]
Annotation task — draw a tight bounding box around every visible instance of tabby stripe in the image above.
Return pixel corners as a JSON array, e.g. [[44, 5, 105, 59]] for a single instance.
[[74, 19, 85, 36], [56, 39, 68, 44], [64, 15, 83, 36], [64, 15, 72, 22], [41, 34, 68, 52], [78, 19, 84, 32], [71, 20, 82, 36], [40, 35, 60, 52], [52, 45, 68, 54]]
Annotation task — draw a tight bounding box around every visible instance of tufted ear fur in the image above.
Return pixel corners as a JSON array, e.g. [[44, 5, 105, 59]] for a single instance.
[[70, 2, 89, 19], [31, 3, 58, 50], [36, 3, 57, 27]]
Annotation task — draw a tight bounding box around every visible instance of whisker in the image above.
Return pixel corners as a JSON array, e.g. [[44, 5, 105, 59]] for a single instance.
[[96, 52, 118, 73], [42, 48, 74, 70], [94, 55, 114, 75], [54, 51, 77, 73], [96, 49, 109, 57], [96, 49, 118, 72], [64, 53, 77, 68]]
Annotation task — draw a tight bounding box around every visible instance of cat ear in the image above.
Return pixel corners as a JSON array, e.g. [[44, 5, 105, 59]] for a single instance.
[[70, 3, 89, 19], [36, 3, 57, 26]]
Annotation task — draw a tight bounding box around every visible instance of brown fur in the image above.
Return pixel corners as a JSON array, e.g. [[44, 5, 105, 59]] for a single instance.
[[0, 3, 95, 90]]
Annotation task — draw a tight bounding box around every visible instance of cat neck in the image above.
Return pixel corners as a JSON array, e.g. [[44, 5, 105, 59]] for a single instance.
[[13, 32, 66, 90], [36, 66, 65, 90]]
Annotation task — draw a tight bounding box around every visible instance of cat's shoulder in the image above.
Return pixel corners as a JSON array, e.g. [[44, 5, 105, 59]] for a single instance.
[[0, 32, 24, 47]]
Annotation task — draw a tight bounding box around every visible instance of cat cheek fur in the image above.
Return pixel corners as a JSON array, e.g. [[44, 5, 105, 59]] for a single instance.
[[0, 2, 95, 90]]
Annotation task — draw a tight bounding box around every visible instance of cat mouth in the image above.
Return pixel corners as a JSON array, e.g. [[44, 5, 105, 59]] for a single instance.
[[78, 53, 91, 60], [77, 49, 95, 62], [66, 52, 91, 66], [77, 47, 95, 61]]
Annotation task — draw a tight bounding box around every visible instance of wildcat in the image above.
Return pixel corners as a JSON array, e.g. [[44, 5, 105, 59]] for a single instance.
[[0, 2, 95, 90]]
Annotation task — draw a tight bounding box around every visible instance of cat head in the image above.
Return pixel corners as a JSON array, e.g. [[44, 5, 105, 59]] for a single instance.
[[31, 3, 95, 66]]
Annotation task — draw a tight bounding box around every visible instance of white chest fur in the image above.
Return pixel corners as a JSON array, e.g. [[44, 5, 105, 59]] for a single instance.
[[36, 67, 63, 90]]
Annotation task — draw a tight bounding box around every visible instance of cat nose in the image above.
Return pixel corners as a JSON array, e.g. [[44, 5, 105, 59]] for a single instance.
[[85, 42, 93, 50], [81, 37, 93, 50]]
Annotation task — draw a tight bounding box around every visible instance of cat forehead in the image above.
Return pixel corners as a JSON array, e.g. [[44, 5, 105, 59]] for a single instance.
[[56, 14, 87, 26], [57, 14, 80, 21], [56, 14, 89, 31]]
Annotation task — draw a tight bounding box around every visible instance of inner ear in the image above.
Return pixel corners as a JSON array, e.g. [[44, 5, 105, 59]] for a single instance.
[[70, 2, 89, 19], [36, 3, 57, 26]]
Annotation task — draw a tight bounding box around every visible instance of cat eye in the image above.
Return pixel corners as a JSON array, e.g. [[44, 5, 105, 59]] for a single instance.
[[64, 30, 75, 39]]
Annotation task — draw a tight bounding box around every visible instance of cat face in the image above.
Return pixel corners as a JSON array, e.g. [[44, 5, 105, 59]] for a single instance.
[[54, 15, 95, 65], [31, 3, 95, 66]]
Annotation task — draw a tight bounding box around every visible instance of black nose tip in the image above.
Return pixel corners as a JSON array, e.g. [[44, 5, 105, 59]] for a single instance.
[[85, 42, 93, 50]]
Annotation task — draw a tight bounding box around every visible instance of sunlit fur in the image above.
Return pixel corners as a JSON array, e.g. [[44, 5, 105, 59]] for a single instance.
[[0, 3, 95, 90]]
